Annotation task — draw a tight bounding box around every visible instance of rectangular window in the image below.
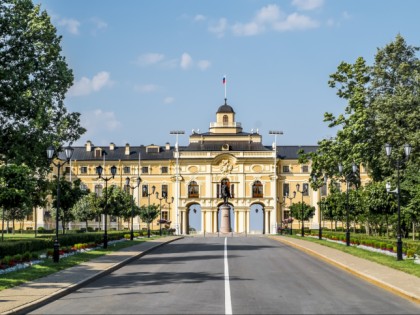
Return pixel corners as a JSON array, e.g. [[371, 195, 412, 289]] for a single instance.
[[283, 211, 290, 219], [161, 166, 168, 174], [110, 216, 117, 223], [283, 183, 289, 196], [302, 165, 309, 173], [95, 185, 103, 197], [26, 213, 34, 221], [320, 183, 327, 196], [65, 166, 71, 174], [142, 185, 148, 197], [161, 185, 168, 198], [123, 166, 130, 174], [162, 211, 168, 221], [282, 165, 290, 173], [142, 166, 149, 174], [80, 166, 88, 174], [303, 183, 309, 196], [230, 184, 235, 198]]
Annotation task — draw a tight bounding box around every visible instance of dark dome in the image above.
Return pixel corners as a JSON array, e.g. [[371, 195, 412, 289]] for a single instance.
[[217, 99, 235, 114]]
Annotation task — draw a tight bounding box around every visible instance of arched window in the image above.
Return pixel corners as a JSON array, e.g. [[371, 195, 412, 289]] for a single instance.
[[223, 115, 228, 126], [252, 181, 263, 198], [188, 181, 199, 198], [95, 184, 103, 197]]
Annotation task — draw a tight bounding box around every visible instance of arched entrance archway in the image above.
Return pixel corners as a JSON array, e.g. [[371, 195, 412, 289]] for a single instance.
[[187, 204, 201, 235], [249, 203, 265, 234]]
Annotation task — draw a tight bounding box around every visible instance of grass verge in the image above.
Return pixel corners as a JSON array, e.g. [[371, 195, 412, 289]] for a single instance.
[[284, 235, 420, 278], [0, 237, 159, 291]]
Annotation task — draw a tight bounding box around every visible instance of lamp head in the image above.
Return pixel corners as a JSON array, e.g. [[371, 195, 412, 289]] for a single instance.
[[110, 165, 117, 178], [136, 177, 141, 187], [404, 143, 412, 158], [47, 146, 55, 160], [296, 183, 300, 191], [352, 162, 357, 173], [125, 177, 130, 186], [293, 191, 296, 198], [156, 192, 159, 198], [64, 145, 74, 161], [338, 163, 343, 174], [385, 143, 392, 157], [386, 182, 391, 192], [152, 185, 156, 194], [96, 165, 103, 177]]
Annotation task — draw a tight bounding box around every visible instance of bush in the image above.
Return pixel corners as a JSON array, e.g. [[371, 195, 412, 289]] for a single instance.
[[407, 249, 415, 258], [22, 251, 32, 261]]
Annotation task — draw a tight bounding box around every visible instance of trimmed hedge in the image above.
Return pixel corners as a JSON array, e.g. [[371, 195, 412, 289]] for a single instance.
[[0, 231, 132, 258]]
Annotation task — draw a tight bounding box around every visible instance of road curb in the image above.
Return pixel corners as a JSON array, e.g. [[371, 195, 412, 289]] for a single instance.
[[269, 236, 420, 305], [6, 236, 184, 315]]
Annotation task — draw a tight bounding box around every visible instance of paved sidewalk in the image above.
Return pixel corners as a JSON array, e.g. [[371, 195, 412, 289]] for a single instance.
[[0, 236, 182, 315], [270, 235, 420, 304]]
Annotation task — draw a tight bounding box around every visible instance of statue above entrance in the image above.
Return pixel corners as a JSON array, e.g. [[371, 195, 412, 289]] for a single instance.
[[221, 182, 231, 204]]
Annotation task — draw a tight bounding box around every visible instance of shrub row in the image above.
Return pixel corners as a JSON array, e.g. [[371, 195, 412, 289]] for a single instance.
[[0, 231, 130, 259], [309, 230, 420, 257]]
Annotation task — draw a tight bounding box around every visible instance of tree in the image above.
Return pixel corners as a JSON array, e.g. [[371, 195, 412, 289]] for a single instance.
[[300, 35, 419, 185], [97, 186, 132, 228], [71, 193, 100, 230], [289, 202, 315, 222], [0, 164, 36, 236], [0, 0, 85, 172], [138, 204, 160, 237], [50, 177, 87, 234]]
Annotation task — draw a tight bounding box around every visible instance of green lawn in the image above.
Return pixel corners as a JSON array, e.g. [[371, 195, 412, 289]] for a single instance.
[[286, 235, 420, 278], [0, 237, 159, 291]]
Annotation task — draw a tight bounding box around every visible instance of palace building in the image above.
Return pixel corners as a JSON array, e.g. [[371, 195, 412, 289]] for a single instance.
[[31, 98, 368, 234]]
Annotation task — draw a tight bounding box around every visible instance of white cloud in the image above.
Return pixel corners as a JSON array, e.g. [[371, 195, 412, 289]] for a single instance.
[[57, 18, 80, 35], [273, 13, 319, 31], [134, 84, 159, 93], [227, 4, 319, 37], [197, 60, 211, 70], [81, 109, 121, 138], [208, 18, 228, 38], [90, 17, 108, 34], [180, 53, 193, 70], [292, 0, 324, 11], [68, 71, 113, 97], [164, 97, 175, 104], [136, 53, 165, 66], [194, 14, 206, 22]]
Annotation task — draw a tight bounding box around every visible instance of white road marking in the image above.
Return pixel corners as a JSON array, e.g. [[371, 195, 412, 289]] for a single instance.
[[224, 237, 232, 314]]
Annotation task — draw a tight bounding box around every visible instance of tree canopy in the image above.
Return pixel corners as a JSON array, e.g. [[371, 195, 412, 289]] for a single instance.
[[0, 0, 85, 172]]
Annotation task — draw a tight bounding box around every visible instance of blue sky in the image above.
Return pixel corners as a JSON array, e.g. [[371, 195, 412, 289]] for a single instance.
[[35, 0, 420, 148]]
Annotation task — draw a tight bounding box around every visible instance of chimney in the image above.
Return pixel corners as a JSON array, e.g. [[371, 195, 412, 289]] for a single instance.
[[110, 142, 115, 151], [86, 140, 92, 152], [125, 143, 130, 155], [165, 142, 170, 150]]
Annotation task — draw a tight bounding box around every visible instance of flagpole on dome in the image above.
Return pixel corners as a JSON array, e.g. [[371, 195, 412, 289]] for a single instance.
[[223, 75, 227, 101]]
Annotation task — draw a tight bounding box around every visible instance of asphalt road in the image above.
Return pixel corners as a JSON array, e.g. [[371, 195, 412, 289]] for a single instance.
[[31, 237, 420, 314]]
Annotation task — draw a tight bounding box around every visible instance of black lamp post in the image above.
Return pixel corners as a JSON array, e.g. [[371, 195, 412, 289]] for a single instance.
[[338, 162, 358, 246], [295, 183, 308, 237], [156, 191, 167, 236], [125, 176, 141, 241], [142, 184, 155, 238], [312, 174, 328, 240], [385, 143, 411, 261], [47, 145, 74, 263], [96, 164, 117, 249], [285, 191, 296, 235]]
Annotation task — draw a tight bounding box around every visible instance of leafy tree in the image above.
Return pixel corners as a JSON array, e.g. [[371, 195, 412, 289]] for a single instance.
[[138, 204, 160, 237], [0, 0, 85, 172], [289, 202, 315, 222], [98, 186, 132, 228], [50, 177, 87, 234], [71, 193, 100, 230], [0, 164, 36, 235]]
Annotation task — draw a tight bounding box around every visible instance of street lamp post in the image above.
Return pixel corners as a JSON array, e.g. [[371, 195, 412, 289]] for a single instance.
[[142, 184, 156, 238], [338, 162, 358, 247], [47, 145, 74, 263], [277, 196, 286, 234], [269, 130, 283, 234], [96, 164, 117, 249], [285, 191, 296, 235], [295, 183, 308, 237], [125, 176, 141, 241], [156, 191, 167, 236], [170, 130, 185, 235], [385, 143, 411, 261], [312, 174, 328, 240]]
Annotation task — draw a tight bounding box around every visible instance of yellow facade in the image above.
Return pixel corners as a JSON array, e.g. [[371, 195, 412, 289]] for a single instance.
[[23, 99, 369, 234]]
